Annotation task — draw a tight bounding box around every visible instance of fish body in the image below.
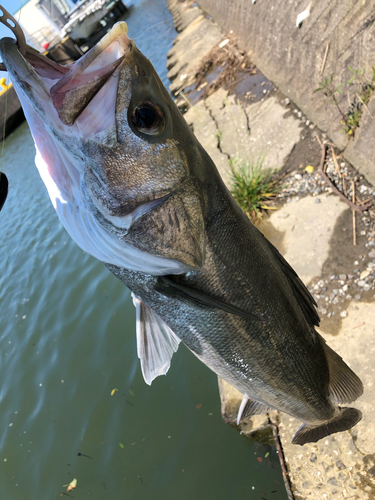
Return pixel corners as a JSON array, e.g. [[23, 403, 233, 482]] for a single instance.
[[0, 22, 363, 445]]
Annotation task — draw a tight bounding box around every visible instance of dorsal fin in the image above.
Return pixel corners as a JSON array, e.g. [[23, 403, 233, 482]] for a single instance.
[[132, 294, 180, 385], [319, 335, 363, 404], [264, 236, 320, 327]]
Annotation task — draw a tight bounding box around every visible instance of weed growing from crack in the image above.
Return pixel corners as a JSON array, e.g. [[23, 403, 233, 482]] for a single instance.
[[229, 156, 279, 220], [314, 66, 375, 137]]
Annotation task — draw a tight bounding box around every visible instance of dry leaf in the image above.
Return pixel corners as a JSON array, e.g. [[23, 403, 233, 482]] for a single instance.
[[195, 403, 202, 409]]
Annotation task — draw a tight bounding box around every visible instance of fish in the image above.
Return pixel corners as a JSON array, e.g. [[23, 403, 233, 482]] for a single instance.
[[0, 20, 363, 445]]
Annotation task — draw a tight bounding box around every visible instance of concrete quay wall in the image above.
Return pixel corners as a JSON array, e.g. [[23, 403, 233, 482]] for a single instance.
[[197, 0, 375, 184]]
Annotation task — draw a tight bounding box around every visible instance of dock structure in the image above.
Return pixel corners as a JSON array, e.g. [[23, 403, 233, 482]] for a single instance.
[[0, 81, 24, 142], [166, 1, 375, 498], [0, 0, 128, 140]]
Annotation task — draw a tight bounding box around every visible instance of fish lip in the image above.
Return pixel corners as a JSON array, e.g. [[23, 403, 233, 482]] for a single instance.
[[0, 22, 131, 125], [50, 22, 132, 126], [49, 22, 131, 125], [52, 22, 129, 90]]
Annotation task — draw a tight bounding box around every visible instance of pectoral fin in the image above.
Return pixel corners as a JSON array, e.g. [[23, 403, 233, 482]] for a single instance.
[[157, 277, 262, 322], [132, 294, 180, 385]]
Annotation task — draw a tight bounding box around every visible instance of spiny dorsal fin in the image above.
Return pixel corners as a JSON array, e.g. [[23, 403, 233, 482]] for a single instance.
[[319, 335, 363, 404], [132, 294, 180, 385], [237, 394, 271, 425]]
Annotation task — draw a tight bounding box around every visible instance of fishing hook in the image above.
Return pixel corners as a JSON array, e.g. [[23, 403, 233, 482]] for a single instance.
[[0, 4, 27, 71]]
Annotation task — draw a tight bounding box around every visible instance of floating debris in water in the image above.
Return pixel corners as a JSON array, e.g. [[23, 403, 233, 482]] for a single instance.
[[0, 172, 8, 211], [63, 478, 77, 493]]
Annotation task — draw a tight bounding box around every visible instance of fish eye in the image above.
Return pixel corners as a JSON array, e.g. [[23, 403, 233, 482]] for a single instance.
[[131, 101, 165, 136]]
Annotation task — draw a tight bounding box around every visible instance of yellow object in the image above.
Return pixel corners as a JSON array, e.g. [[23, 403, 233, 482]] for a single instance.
[[111, 388, 118, 395], [0, 77, 12, 96], [305, 165, 314, 173]]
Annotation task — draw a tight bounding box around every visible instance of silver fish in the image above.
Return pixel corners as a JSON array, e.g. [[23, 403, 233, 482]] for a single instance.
[[0, 21, 363, 445]]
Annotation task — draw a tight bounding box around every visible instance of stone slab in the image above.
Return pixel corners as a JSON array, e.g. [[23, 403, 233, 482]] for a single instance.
[[183, 95, 231, 186], [261, 194, 348, 284], [184, 88, 304, 189], [167, 14, 223, 94], [205, 93, 302, 171], [279, 301, 375, 500]]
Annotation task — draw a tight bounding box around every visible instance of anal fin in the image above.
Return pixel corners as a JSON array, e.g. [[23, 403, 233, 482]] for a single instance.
[[237, 394, 271, 425], [132, 294, 181, 386], [292, 407, 362, 445]]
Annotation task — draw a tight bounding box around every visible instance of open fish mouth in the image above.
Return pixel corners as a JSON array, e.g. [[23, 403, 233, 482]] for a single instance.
[[0, 19, 205, 275], [0, 21, 131, 131]]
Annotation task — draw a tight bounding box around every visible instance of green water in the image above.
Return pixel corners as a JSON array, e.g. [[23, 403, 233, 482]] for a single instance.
[[0, 1, 288, 499]]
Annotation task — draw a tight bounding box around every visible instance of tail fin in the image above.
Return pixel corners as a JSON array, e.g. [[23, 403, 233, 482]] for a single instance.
[[292, 407, 362, 445]]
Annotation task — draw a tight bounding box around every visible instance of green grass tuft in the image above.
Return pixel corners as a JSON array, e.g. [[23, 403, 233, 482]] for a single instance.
[[229, 156, 279, 221]]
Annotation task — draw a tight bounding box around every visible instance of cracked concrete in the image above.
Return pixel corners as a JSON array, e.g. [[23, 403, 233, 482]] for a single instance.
[[205, 90, 302, 171], [184, 87, 303, 184], [167, 0, 375, 498], [196, 0, 375, 185], [184, 97, 231, 185]]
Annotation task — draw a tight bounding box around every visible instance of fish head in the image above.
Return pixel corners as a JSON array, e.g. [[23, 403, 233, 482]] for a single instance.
[[0, 23, 207, 274]]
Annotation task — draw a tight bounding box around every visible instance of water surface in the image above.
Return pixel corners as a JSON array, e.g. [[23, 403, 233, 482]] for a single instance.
[[0, 1, 288, 498]]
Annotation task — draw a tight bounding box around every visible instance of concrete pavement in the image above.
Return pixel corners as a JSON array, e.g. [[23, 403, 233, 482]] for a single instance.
[[167, 1, 375, 498]]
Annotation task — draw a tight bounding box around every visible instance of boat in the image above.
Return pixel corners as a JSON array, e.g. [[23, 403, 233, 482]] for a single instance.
[[62, 0, 127, 41]]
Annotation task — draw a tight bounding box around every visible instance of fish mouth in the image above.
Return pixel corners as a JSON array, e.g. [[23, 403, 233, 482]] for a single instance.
[[0, 23, 203, 275], [0, 22, 131, 127]]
